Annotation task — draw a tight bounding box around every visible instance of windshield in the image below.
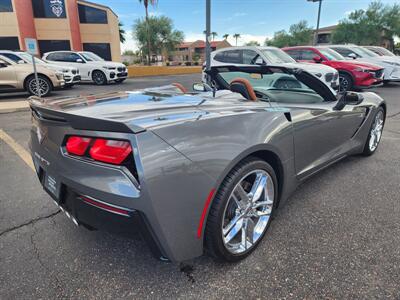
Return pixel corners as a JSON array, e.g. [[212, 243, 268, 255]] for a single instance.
[[352, 47, 379, 58], [80, 52, 104, 62], [318, 48, 344, 61], [18, 53, 46, 65], [217, 70, 324, 104], [261, 49, 296, 64]]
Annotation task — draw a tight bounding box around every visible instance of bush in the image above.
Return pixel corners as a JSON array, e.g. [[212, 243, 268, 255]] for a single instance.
[[122, 61, 129, 66], [166, 61, 170, 66], [194, 61, 199, 66], [185, 61, 192, 66]]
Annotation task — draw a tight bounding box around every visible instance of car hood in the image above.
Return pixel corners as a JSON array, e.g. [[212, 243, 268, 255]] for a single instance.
[[88, 61, 125, 68], [337, 60, 382, 70], [282, 62, 336, 74], [43, 64, 76, 72], [29, 89, 273, 132]]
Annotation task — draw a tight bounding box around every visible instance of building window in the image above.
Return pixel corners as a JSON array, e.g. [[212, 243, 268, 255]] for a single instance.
[[32, 0, 66, 18], [0, 0, 13, 12], [78, 4, 108, 24], [38, 40, 70, 56], [0, 37, 20, 50], [317, 33, 331, 44], [83, 43, 111, 61]]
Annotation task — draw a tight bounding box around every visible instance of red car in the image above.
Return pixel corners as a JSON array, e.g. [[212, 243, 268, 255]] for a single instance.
[[283, 46, 384, 92]]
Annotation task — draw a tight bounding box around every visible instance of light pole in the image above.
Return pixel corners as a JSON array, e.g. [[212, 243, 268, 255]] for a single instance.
[[308, 0, 322, 46], [205, 0, 211, 72]]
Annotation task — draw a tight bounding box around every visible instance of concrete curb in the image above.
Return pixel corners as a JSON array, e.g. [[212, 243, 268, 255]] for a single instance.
[[0, 102, 30, 114]]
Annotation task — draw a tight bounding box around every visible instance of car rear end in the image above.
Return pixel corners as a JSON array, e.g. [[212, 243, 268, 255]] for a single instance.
[[28, 95, 215, 262]]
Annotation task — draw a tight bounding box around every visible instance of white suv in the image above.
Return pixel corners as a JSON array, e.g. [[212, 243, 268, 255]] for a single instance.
[[207, 46, 339, 92], [0, 50, 80, 88], [42, 51, 128, 85]]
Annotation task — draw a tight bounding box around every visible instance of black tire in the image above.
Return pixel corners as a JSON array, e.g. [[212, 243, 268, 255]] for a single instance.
[[26, 75, 52, 97], [362, 107, 385, 156], [205, 157, 278, 262], [92, 70, 107, 85], [115, 79, 126, 84], [339, 73, 354, 93]]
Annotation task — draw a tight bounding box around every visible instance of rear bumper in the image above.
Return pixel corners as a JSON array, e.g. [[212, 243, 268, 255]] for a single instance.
[[32, 153, 170, 261]]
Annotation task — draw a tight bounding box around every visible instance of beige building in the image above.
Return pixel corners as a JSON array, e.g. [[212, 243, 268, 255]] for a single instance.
[[173, 40, 232, 63], [0, 0, 121, 61]]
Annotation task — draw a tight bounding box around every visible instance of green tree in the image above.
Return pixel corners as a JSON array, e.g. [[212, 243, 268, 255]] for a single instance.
[[332, 1, 400, 49], [223, 33, 229, 40], [264, 30, 292, 47], [133, 16, 184, 63], [119, 22, 126, 43], [289, 20, 313, 45], [265, 20, 312, 47], [211, 32, 218, 41], [138, 0, 158, 65], [245, 40, 260, 46], [233, 33, 241, 46]]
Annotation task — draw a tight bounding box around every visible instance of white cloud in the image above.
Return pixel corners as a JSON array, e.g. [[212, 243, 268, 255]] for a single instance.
[[233, 12, 248, 17]]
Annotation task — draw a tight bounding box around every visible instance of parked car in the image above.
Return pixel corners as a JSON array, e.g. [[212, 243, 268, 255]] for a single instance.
[[283, 46, 384, 92], [42, 51, 128, 85], [328, 45, 400, 83], [0, 50, 80, 88], [29, 64, 386, 262], [0, 55, 64, 96], [363, 46, 397, 57], [206, 46, 339, 92]]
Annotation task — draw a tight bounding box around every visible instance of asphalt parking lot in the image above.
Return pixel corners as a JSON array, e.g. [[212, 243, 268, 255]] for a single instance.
[[1, 76, 400, 299]]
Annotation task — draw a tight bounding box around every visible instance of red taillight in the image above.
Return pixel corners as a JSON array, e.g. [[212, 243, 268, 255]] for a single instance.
[[89, 138, 132, 165], [66, 136, 91, 156], [80, 196, 131, 217]]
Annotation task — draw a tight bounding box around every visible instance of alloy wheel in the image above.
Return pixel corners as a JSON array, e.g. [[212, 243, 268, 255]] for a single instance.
[[369, 110, 384, 152], [93, 71, 106, 85], [221, 169, 274, 254], [339, 76, 349, 93], [28, 78, 50, 96]]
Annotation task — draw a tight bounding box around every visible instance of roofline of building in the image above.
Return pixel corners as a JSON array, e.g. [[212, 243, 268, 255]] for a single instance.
[[77, 0, 118, 18]]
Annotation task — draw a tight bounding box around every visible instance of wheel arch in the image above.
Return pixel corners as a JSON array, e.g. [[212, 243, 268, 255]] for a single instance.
[[24, 73, 53, 91], [200, 145, 285, 246], [338, 69, 355, 82]]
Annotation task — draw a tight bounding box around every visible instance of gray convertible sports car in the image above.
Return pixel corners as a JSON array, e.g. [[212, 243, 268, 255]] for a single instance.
[[29, 65, 386, 262]]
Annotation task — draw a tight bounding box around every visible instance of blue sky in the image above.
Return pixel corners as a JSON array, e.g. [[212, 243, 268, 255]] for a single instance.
[[93, 0, 399, 51]]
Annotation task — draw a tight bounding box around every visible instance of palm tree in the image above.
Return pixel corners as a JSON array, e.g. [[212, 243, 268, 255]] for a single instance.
[[119, 22, 126, 43], [138, 0, 158, 65], [233, 33, 241, 46], [222, 34, 229, 40], [211, 31, 218, 41]]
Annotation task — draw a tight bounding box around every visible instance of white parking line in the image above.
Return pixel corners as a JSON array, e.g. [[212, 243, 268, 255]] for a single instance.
[[0, 129, 34, 171]]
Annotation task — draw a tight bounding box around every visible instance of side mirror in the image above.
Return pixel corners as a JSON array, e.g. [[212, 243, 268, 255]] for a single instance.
[[334, 91, 364, 110], [255, 57, 265, 65], [76, 58, 84, 63], [0, 61, 8, 68], [347, 53, 357, 60], [312, 56, 323, 63], [17, 60, 26, 64], [193, 83, 206, 92]]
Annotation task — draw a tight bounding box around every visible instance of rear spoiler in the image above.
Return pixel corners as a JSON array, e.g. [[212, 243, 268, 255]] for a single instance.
[[29, 101, 145, 134]]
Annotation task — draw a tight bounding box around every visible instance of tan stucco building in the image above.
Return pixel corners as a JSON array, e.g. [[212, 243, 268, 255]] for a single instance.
[[173, 40, 232, 63], [0, 0, 121, 61]]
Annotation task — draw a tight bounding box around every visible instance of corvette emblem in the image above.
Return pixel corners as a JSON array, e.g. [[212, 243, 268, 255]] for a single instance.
[[50, 0, 64, 18]]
